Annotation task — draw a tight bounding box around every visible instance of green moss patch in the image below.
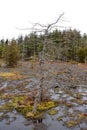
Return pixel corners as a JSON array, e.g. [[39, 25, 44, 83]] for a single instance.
[[26, 112, 43, 119], [0, 95, 58, 119], [48, 109, 58, 115], [37, 101, 57, 111], [65, 120, 78, 127]]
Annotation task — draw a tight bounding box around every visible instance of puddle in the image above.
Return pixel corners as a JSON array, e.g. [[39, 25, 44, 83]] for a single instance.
[[78, 86, 87, 93], [51, 94, 60, 100], [0, 82, 8, 89], [80, 122, 87, 129], [74, 105, 87, 112], [0, 114, 32, 130]]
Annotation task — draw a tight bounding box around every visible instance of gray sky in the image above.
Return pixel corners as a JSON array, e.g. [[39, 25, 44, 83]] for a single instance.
[[0, 0, 87, 39]]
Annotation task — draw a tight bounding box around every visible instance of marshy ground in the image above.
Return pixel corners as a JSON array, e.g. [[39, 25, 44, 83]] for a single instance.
[[0, 61, 87, 130]]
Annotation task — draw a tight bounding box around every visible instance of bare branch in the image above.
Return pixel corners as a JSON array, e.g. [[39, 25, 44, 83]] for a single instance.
[[59, 18, 70, 22], [51, 12, 64, 25], [28, 20, 47, 28], [16, 27, 45, 32], [16, 12, 65, 35], [47, 12, 64, 30], [48, 25, 66, 31], [32, 23, 47, 28]]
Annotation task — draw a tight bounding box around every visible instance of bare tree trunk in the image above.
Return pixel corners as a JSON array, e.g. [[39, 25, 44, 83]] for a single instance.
[[32, 90, 41, 113], [33, 31, 48, 113], [33, 51, 45, 113]]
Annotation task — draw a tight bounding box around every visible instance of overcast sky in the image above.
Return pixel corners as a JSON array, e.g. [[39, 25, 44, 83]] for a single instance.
[[0, 0, 87, 39]]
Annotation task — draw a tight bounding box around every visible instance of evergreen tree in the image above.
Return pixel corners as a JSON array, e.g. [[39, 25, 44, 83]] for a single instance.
[[77, 47, 85, 63], [3, 40, 20, 67]]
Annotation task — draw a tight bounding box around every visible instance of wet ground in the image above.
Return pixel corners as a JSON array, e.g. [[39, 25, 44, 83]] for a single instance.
[[0, 61, 87, 130], [0, 85, 87, 130]]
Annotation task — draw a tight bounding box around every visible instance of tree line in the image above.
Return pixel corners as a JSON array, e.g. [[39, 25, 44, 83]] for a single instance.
[[0, 29, 87, 67]]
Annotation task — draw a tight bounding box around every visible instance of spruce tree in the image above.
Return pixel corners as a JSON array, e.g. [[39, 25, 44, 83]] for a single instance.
[[3, 40, 20, 67]]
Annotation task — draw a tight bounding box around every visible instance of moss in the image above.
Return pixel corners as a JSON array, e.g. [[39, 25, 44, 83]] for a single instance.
[[78, 113, 87, 120], [17, 100, 57, 118], [57, 116, 63, 121], [0, 72, 25, 80], [65, 120, 78, 127], [0, 103, 14, 112], [38, 101, 57, 111], [48, 109, 58, 115], [26, 112, 43, 119], [0, 95, 58, 119], [16, 105, 33, 115]]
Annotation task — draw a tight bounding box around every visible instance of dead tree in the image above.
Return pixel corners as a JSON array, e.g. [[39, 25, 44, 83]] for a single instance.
[[31, 13, 64, 113], [17, 13, 65, 113]]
